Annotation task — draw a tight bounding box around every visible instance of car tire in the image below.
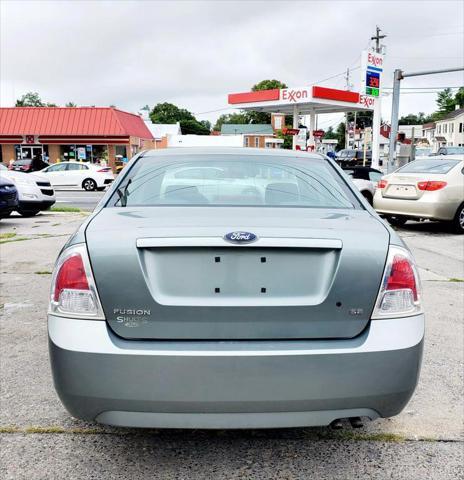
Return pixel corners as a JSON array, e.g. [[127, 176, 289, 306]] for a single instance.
[[451, 203, 464, 234], [361, 191, 373, 206], [385, 215, 408, 227], [17, 209, 40, 217], [82, 178, 97, 191]]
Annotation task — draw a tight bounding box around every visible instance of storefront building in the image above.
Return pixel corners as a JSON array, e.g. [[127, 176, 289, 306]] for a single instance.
[[0, 107, 155, 170]]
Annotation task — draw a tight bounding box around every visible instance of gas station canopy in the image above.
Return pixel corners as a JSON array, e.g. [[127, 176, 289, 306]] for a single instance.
[[228, 85, 377, 114]]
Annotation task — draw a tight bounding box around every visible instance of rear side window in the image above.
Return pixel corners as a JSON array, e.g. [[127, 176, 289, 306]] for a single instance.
[[110, 155, 358, 209], [398, 159, 460, 174]]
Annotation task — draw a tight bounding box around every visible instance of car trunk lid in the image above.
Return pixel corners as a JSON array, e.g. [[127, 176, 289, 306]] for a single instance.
[[85, 207, 389, 340]]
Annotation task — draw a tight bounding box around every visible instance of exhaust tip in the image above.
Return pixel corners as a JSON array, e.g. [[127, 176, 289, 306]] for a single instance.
[[349, 416, 364, 428], [330, 419, 343, 430]]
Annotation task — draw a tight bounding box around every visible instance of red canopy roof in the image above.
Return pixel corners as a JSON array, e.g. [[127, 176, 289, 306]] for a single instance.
[[0, 107, 153, 139]]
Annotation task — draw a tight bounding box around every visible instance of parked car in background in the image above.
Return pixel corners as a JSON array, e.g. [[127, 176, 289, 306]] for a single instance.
[[40, 162, 114, 191], [414, 147, 432, 158], [0, 175, 18, 218], [49, 148, 424, 430], [9, 157, 49, 172], [336, 149, 372, 166], [437, 146, 464, 156], [374, 155, 464, 233], [342, 166, 383, 205], [0, 164, 56, 216]]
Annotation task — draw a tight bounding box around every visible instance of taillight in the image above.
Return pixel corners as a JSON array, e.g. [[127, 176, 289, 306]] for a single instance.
[[417, 181, 447, 191], [378, 179, 388, 189], [371, 246, 422, 319], [50, 244, 104, 319]]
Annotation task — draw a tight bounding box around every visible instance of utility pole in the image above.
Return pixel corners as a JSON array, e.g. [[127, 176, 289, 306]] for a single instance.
[[371, 26, 387, 54], [344, 68, 352, 149], [388, 66, 464, 172], [370, 27, 386, 169]]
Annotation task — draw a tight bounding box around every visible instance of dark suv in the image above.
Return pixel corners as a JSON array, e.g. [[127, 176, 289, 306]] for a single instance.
[[0, 176, 19, 218], [336, 149, 372, 166]]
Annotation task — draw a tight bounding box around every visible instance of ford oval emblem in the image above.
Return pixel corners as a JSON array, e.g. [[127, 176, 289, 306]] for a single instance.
[[224, 231, 257, 244]]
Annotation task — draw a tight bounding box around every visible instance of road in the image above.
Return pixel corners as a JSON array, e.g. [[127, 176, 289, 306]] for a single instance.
[[54, 189, 105, 211], [0, 213, 463, 479]]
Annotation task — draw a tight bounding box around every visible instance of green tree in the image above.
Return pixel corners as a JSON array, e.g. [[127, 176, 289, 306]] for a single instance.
[[436, 88, 455, 115], [398, 112, 428, 125], [149, 102, 210, 135], [150, 102, 195, 124], [324, 126, 337, 139], [180, 119, 210, 135], [65, 102, 77, 107], [15, 91, 57, 107], [275, 130, 293, 150], [335, 122, 346, 151], [16, 92, 45, 107], [247, 79, 289, 124], [251, 79, 288, 92], [213, 112, 249, 131], [454, 87, 464, 109]]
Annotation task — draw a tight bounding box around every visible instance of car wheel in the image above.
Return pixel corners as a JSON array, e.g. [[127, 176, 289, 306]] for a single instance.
[[18, 209, 40, 217], [361, 191, 373, 206], [385, 215, 408, 227], [451, 203, 464, 234], [82, 178, 97, 191]]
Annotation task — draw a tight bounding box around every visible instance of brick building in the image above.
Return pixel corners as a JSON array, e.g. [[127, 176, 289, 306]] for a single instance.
[[0, 107, 155, 170]]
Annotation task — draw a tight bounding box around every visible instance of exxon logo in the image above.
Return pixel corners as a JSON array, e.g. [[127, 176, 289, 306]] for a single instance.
[[224, 231, 258, 244]]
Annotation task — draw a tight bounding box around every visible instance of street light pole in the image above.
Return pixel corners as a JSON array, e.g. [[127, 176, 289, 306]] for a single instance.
[[388, 65, 464, 173], [387, 69, 403, 173]]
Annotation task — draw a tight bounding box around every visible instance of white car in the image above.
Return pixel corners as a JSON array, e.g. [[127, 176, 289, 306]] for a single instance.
[[0, 164, 56, 216], [40, 162, 114, 191]]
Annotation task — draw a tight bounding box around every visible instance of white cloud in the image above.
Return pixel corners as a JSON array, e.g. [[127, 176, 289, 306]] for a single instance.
[[1, 0, 463, 127]]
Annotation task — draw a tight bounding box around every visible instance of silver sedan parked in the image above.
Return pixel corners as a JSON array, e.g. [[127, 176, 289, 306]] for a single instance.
[[48, 148, 424, 429]]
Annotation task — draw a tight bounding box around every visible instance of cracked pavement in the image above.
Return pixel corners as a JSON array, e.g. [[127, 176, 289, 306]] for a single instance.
[[0, 212, 463, 479]]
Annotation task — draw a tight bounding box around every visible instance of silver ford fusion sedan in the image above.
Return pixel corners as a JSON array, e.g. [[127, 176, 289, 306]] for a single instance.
[[48, 148, 424, 429]]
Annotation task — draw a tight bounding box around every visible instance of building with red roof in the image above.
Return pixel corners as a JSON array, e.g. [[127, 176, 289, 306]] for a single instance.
[[0, 107, 156, 170]]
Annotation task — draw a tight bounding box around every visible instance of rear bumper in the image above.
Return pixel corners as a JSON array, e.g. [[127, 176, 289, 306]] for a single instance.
[[48, 314, 424, 429], [374, 191, 457, 221]]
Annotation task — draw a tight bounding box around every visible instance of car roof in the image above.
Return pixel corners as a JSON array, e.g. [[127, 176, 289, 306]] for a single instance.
[[424, 155, 464, 161], [142, 147, 326, 161]]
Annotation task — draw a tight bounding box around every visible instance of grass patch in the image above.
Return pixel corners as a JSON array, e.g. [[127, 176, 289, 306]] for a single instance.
[[0, 232, 16, 240], [34, 270, 52, 275], [50, 205, 81, 213], [448, 278, 464, 283], [0, 236, 29, 244], [25, 426, 104, 434]]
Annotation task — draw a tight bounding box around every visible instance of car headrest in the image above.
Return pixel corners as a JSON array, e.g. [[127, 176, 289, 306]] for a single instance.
[[265, 182, 299, 204], [164, 185, 208, 204]]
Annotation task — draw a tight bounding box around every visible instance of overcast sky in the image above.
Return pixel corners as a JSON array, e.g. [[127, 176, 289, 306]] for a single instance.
[[1, 0, 463, 128]]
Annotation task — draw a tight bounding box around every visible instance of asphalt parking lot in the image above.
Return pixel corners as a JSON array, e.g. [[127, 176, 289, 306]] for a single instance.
[[0, 212, 463, 479]]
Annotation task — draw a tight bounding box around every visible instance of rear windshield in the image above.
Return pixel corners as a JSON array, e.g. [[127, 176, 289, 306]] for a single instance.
[[109, 155, 358, 209], [13, 159, 32, 166], [397, 158, 460, 174]]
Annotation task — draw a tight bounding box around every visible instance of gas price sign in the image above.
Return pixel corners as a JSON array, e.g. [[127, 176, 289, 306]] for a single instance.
[[365, 70, 380, 97], [361, 50, 383, 98]]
